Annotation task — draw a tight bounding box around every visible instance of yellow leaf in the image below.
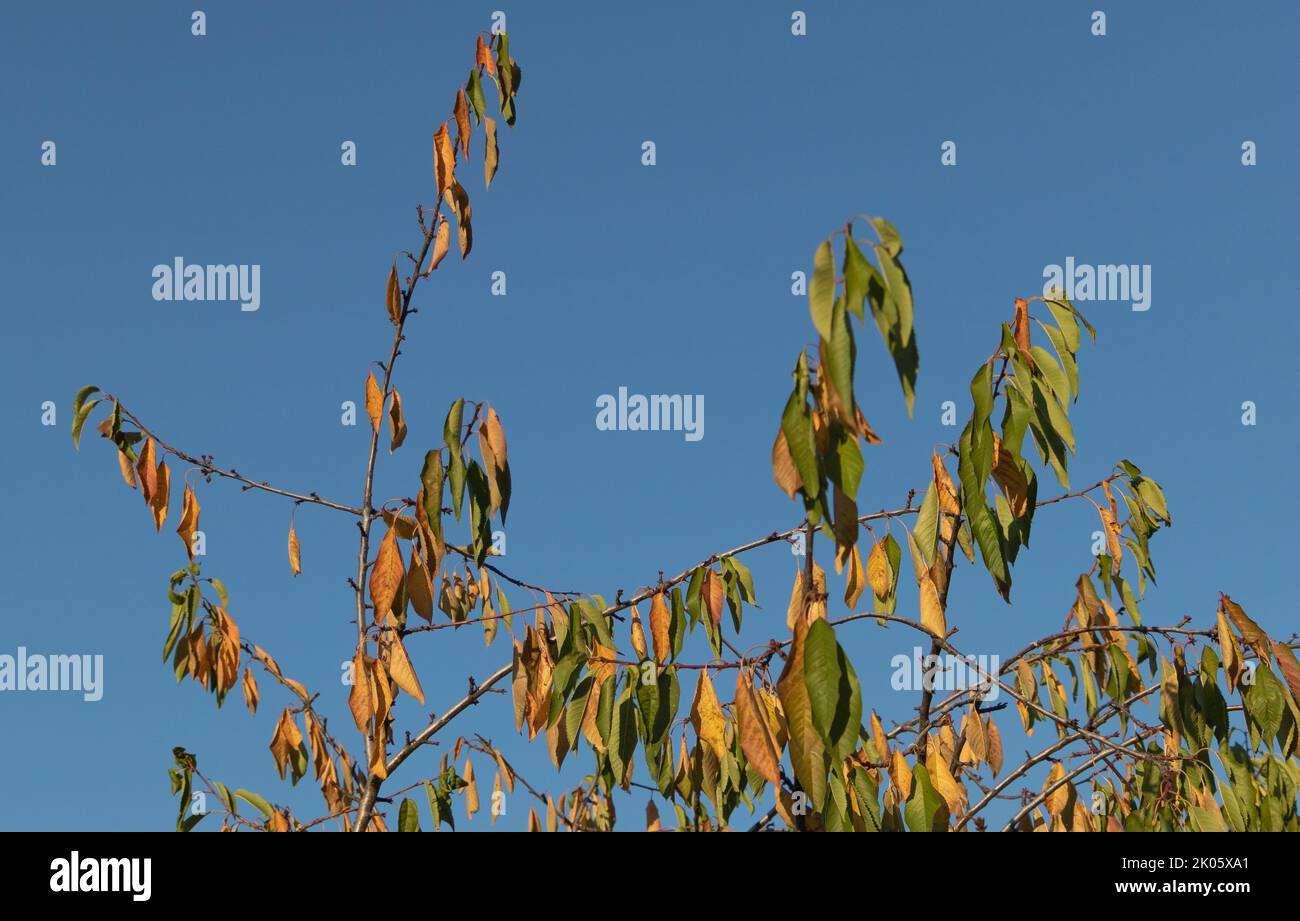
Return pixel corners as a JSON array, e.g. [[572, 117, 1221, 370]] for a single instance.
[[269, 707, 303, 780], [151, 459, 170, 531], [629, 605, 648, 660], [369, 527, 405, 626], [889, 749, 912, 799], [1043, 763, 1070, 817], [735, 669, 781, 787], [690, 670, 727, 762], [176, 483, 200, 559], [925, 746, 965, 814], [385, 631, 424, 704], [287, 523, 301, 577], [385, 262, 401, 326], [919, 575, 946, 638], [387, 389, 408, 453], [646, 799, 661, 832], [484, 116, 499, 189], [866, 539, 891, 600], [453, 87, 472, 160], [364, 371, 383, 434], [433, 121, 455, 198]]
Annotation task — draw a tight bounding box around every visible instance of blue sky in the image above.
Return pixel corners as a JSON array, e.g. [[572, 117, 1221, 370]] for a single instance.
[[1, 1, 1296, 831]]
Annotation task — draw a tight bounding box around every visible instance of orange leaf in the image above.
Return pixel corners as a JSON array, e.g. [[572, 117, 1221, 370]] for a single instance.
[[137, 437, 158, 505], [735, 669, 781, 786], [648, 591, 670, 665], [386, 631, 425, 704], [369, 527, 405, 626], [364, 371, 383, 434], [433, 122, 455, 199], [454, 87, 472, 160], [476, 34, 495, 75], [176, 483, 200, 559], [427, 218, 451, 273], [287, 523, 301, 576]]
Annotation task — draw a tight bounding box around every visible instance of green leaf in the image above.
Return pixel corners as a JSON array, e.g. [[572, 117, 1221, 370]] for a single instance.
[[824, 297, 856, 421], [803, 619, 862, 763], [234, 789, 274, 818], [419, 450, 445, 543], [780, 389, 819, 501], [808, 239, 835, 342], [443, 400, 466, 520], [842, 233, 880, 323], [904, 764, 949, 832], [71, 387, 101, 450], [466, 69, 487, 124], [398, 797, 421, 831], [912, 482, 939, 567], [869, 216, 902, 258]]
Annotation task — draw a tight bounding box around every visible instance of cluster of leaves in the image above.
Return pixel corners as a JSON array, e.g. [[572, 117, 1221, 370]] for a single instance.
[[74, 26, 1299, 833]]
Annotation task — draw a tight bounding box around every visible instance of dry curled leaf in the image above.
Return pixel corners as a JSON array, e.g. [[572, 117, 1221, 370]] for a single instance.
[[433, 122, 455, 198], [388, 390, 408, 453], [151, 459, 170, 532], [386, 262, 401, 326], [287, 523, 301, 576], [176, 483, 200, 559], [385, 631, 425, 704], [454, 87, 472, 160], [427, 218, 451, 273], [365, 371, 383, 434], [484, 116, 499, 189]]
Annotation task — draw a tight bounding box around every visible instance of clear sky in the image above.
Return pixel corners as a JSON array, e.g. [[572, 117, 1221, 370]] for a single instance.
[[1, 1, 1296, 831]]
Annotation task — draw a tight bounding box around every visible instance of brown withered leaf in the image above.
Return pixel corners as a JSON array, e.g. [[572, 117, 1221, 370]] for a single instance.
[[735, 670, 781, 786], [369, 527, 405, 626], [176, 483, 200, 559], [428, 217, 451, 273], [151, 459, 170, 531], [407, 547, 435, 622], [385, 631, 425, 704], [364, 371, 383, 434], [387, 389, 407, 453], [484, 116, 499, 189], [241, 667, 258, 715], [690, 670, 727, 762], [832, 486, 859, 573], [476, 34, 495, 74], [269, 707, 303, 781], [348, 652, 372, 732], [843, 543, 866, 609], [453, 87, 472, 160], [1013, 297, 1033, 359], [386, 262, 401, 326], [771, 428, 802, 499], [932, 451, 961, 515], [287, 523, 301, 576], [1221, 593, 1269, 661], [648, 591, 670, 665], [702, 567, 724, 632], [444, 179, 473, 257], [991, 435, 1030, 518], [433, 122, 455, 198], [137, 437, 158, 505], [1271, 639, 1300, 705]]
